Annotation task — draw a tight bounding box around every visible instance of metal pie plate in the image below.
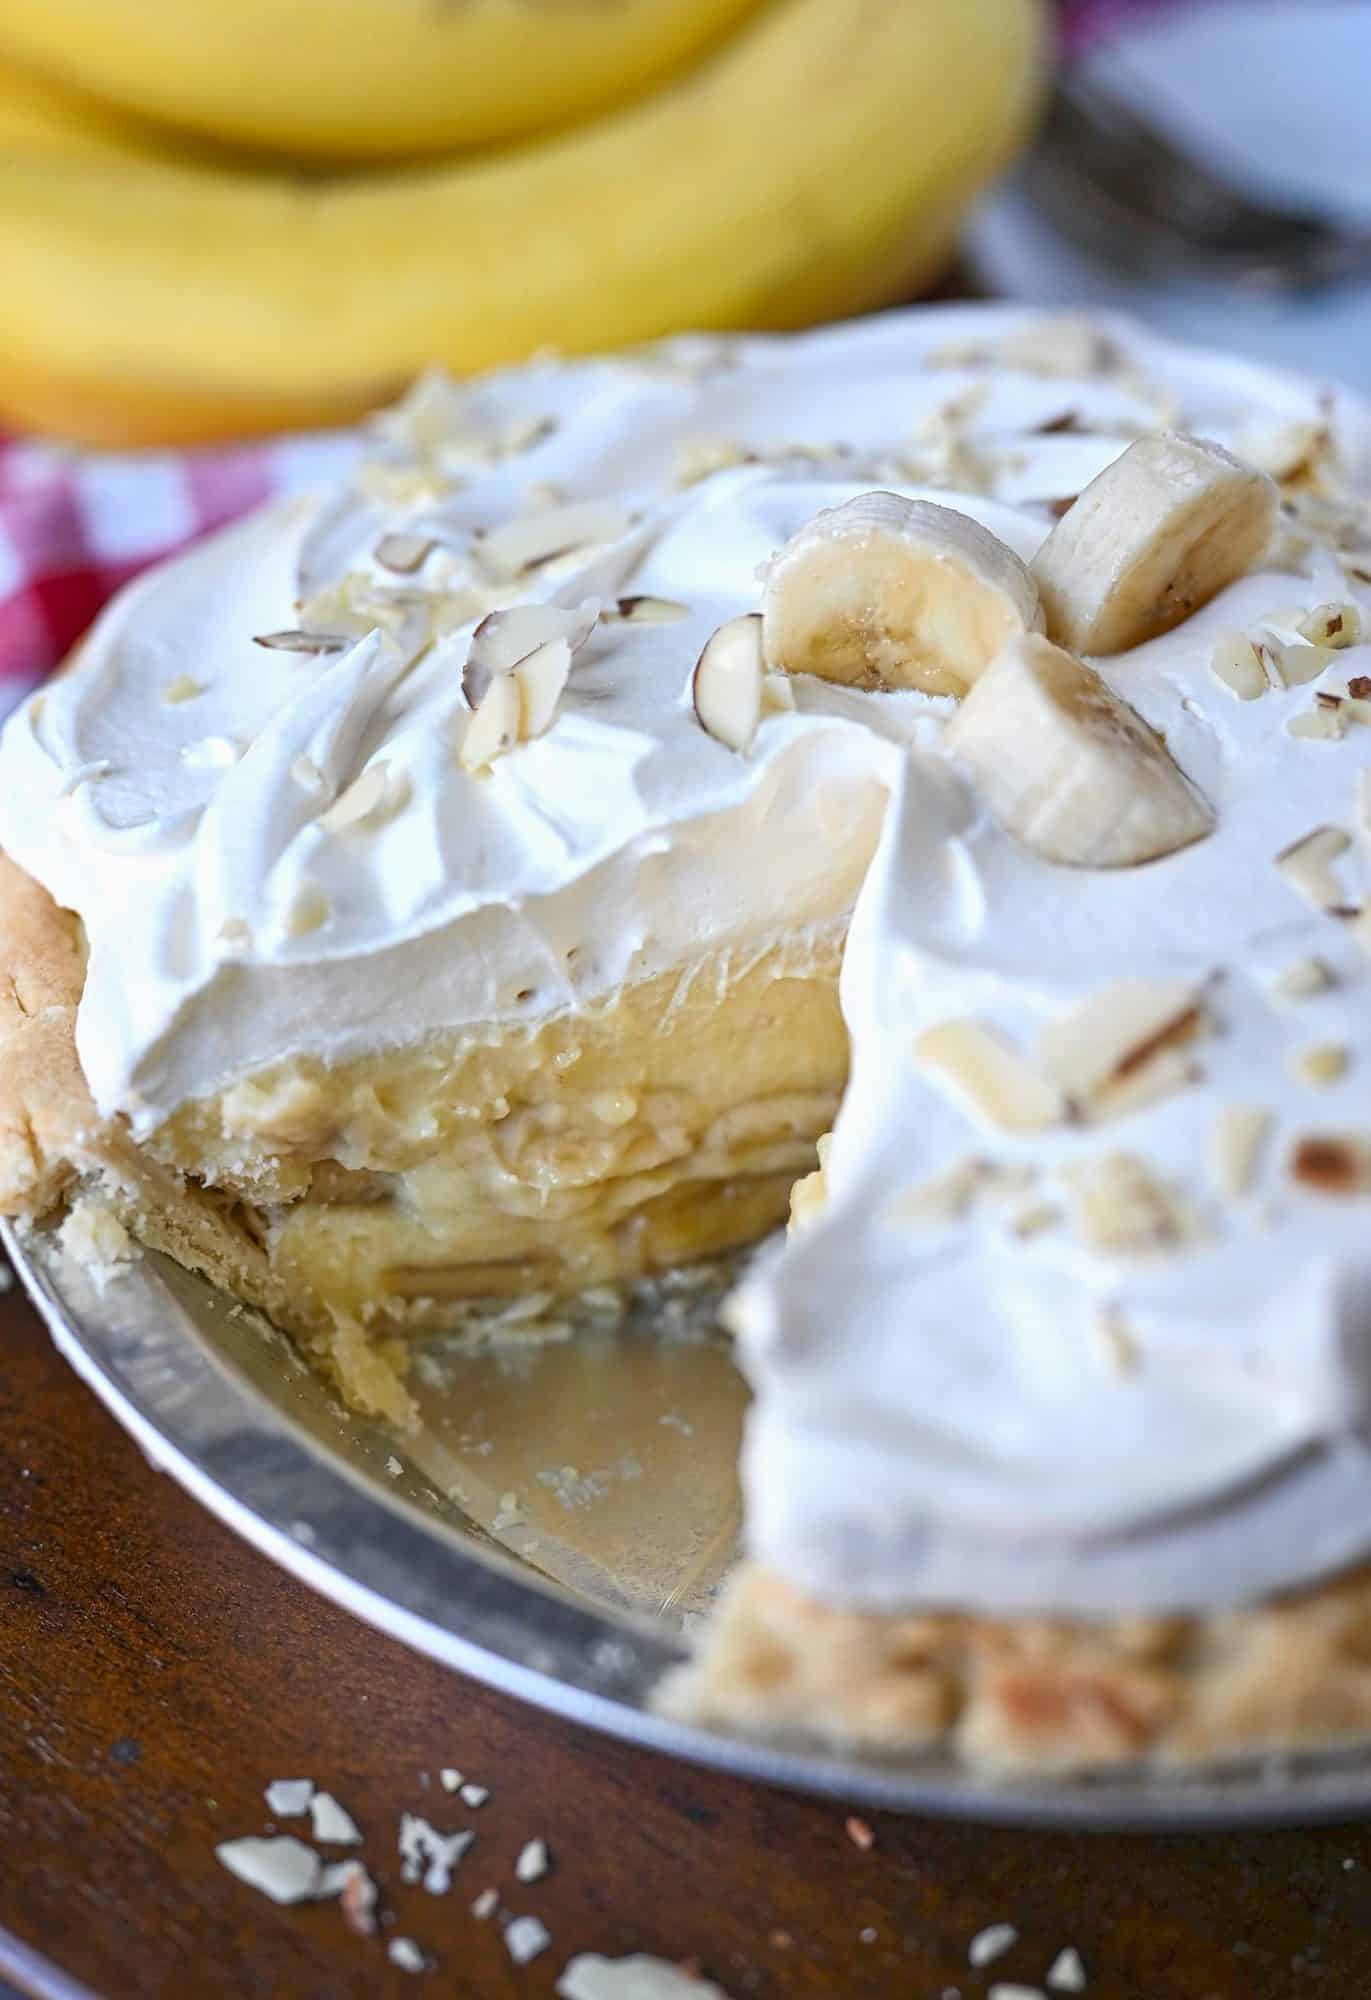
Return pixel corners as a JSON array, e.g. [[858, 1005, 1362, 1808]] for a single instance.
[[10, 1216, 1371, 1830]]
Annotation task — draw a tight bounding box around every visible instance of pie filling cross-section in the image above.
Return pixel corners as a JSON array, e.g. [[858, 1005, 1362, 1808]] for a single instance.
[[4, 309, 1371, 1774]]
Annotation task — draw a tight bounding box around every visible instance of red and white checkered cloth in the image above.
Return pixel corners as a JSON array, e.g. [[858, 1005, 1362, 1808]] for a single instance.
[[0, 428, 358, 721]]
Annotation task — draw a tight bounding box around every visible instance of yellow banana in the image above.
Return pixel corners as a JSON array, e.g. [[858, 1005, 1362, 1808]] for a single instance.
[[0, 55, 210, 163], [0, 0, 1048, 447], [0, 0, 768, 161]]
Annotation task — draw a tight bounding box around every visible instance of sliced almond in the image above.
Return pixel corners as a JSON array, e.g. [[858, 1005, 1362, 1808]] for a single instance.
[[1211, 1104, 1271, 1198], [162, 673, 203, 705], [317, 761, 408, 833], [459, 675, 523, 772], [513, 637, 572, 740], [1298, 601, 1362, 649], [1290, 1132, 1371, 1196], [296, 573, 440, 644], [1063, 1151, 1188, 1255], [885, 1157, 983, 1229], [462, 601, 596, 708], [1039, 979, 1204, 1111], [1270, 521, 1315, 573], [476, 500, 632, 578], [1259, 603, 1312, 632], [975, 1159, 1038, 1202], [675, 438, 751, 487], [285, 886, 330, 938], [1290, 1042, 1349, 1087], [1096, 1303, 1141, 1377], [1236, 418, 1330, 482], [996, 317, 1115, 377], [1272, 640, 1338, 688], [691, 614, 765, 753], [503, 413, 558, 455], [1094, 1045, 1198, 1121], [1288, 706, 1346, 741], [355, 463, 453, 509], [374, 532, 437, 575], [1210, 632, 1269, 701], [289, 754, 328, 796], [914, 1020, 1066, 1135], [1010, 1199, 1062, 1239], [253, 629, 350, 655], [1270, 956, 1334, 1004], [1274, 825, 1354, 912], [761, 671, 797, 716], [606, 595, 690, 625]]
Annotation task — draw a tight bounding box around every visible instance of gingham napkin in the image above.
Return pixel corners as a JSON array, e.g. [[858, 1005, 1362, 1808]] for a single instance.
[[0, 428, 357, 721]]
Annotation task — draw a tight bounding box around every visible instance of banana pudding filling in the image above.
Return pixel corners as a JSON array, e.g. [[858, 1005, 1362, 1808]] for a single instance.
[[5, 309, 1371, 1771], [150, 926, 848, 1341]]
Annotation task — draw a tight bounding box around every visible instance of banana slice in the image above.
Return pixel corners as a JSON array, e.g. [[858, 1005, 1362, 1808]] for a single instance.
[[762, 491, 1043, 698], [1031, 433, 1278, 655], [944, 633, 1215, 868]]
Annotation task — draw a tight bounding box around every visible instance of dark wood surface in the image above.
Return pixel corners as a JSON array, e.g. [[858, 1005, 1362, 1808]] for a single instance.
[[5, 1264, 1371, 2000]]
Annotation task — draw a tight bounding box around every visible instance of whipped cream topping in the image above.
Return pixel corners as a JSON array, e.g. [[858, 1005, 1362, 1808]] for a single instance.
[[5, 305, 1371, 1615], [0, 306, 1241, 1130]]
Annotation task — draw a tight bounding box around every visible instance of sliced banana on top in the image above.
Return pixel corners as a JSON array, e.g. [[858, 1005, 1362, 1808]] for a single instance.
[[1031, 433, 1278, 656], [944, 633, 1215, 869], [762, 491, 1043, 698]]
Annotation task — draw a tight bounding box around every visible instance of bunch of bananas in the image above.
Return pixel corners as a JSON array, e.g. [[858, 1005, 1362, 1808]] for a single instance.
[[0, 0, 1047, 445]]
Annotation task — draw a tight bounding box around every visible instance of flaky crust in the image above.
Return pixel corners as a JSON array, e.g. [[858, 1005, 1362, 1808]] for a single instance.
[[0, 850, 415, 1423], [663, 1561, 1371, 1778], [0, 850, 103, 1216]]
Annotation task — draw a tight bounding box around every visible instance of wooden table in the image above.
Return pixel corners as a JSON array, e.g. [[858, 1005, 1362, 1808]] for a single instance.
[[5, 1265, 1371, 2000]]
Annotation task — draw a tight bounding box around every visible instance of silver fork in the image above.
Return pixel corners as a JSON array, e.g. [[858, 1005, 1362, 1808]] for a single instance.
[[1022, 72, 1371, 293]]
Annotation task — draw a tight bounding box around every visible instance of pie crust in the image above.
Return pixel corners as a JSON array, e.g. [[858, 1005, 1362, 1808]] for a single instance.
[[664, 1559, 1371, 1777]]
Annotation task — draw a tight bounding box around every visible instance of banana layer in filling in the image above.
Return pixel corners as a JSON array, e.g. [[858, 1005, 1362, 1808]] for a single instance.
[[152, 927, 846, 1338]]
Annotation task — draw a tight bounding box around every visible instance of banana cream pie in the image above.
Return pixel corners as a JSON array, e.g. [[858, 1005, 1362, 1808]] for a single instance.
[[5, 307, 1371, 1773]]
